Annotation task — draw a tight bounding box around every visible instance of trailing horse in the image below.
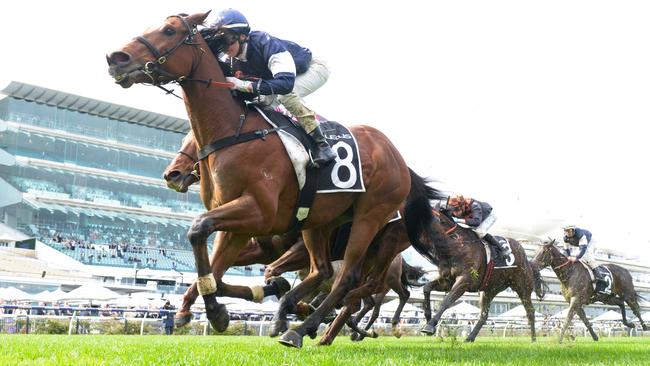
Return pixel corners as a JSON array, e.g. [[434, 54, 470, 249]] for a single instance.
[[420, 209, 546, 342], [531, 240, 648, 343]]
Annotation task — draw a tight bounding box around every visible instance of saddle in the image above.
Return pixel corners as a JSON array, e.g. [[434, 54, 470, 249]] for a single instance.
[[593, 265, 613, 295]]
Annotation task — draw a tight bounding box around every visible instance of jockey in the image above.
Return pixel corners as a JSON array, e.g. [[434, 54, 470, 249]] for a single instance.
[[562, 225, 598, 269], [446, 194, 505, 261], [209, 8, 336, 167]]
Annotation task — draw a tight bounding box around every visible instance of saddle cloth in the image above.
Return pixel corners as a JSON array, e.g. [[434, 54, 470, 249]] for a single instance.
[[482, 236, 517, 269], [253, 105, 365, 193], [578, 262, 613, 295]]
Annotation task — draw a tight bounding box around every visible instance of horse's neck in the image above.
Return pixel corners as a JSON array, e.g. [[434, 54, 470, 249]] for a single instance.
[[550, 250, 576, 284], [180, 46, 244, 148]]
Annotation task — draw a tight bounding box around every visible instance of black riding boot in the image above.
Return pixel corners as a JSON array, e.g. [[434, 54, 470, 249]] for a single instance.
[[307, 126, 337, 167], [483, 234, 504, 262]]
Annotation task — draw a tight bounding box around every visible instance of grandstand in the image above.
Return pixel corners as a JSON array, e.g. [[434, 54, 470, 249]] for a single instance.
[[0, 81, 265, 297], [0, 80, 648, 319]]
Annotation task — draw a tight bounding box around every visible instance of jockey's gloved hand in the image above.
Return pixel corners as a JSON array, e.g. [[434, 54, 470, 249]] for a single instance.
[[226, 77, 255, 93], [453, 217, 465, 224]]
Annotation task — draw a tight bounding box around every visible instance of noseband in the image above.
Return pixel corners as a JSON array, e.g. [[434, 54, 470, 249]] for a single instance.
[[176, 150, 200, 180]]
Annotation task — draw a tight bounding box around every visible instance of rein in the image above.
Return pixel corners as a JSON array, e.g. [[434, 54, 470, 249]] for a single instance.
[[554, 260, 572, 270]]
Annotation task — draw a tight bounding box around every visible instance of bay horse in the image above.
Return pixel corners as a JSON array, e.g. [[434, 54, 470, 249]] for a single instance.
[[108, 12, 429, 348], [162, 129, 429, 341], [531, 240, 648, 343], [420, 209, 547, 342], [348, 257, 427, 341]]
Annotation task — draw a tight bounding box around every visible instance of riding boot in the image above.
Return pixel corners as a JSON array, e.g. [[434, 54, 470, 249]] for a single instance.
[[307, 125, 337, 167], [483, 234, 504, 262]]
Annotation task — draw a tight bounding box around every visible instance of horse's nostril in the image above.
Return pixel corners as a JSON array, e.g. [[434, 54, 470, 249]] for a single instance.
[[109, 51, 131, 65], [164, 171, 180, 181]]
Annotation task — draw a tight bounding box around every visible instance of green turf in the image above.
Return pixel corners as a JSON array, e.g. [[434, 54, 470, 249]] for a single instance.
[[1, 335, 649, 366]]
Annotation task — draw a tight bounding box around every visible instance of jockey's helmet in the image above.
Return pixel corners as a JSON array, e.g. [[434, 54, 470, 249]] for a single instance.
[[563, 225, 576, 234], [447, 194, 466, 210], [212, 9, 251, 35]]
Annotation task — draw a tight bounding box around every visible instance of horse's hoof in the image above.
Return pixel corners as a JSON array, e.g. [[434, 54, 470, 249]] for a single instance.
[[393, 331, 402, 339], [278, 330, 303, 348], [421, 323, 436, 335], [593, 335, 599, 341], [206, 301, 229, 332], [308, 330, 317, 339], [174, 312, 193, 328], [370, 330, 379, 338], [318, 336, 334, 346], [267, 276, 291, 298], [464, 337, 475, 343], [269, 320, 288, 337]]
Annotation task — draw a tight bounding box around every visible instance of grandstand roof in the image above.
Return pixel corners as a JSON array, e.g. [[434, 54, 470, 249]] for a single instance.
[[1, 81, 189, 133]]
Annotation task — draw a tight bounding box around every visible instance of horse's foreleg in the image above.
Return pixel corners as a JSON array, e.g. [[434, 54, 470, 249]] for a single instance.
[[271, 229, 333, 338], [423, 277, 447, 322], [559, 299, 578, 343], [390, 285, 410, 338], [421, 275, 471, 335], [264, 239, 309, 280], [279, 218, 383, 348], [465, 290, 497, 343], [576, 307, 598, 341]]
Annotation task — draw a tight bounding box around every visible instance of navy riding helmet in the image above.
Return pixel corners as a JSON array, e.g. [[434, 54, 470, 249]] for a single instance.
[[211, 9, 251, 35]]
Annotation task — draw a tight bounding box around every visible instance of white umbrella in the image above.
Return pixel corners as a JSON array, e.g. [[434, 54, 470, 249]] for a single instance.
[[0, 286, 34, 301], [550, 308, 570, 319], [593, 310, 621, 322], [59, 283, 121, 301], [443, 301, 481, 318], [379, 299, 422, 314], [496, 305, 542, 320]]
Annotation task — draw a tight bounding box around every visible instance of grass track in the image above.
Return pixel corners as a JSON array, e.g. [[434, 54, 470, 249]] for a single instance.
[[1, 335, 649, 366]]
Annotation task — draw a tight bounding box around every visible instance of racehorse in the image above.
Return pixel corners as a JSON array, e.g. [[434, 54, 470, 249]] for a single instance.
[[108, 12, 430, 348], [348, 257, 427, 341], [420, 209, 547, 342], [162, 130, 434, 344], [531, 240, 648, 343]]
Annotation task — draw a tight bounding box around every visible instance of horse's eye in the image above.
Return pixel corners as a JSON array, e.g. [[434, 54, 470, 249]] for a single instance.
[[163, 27, 176, 36]]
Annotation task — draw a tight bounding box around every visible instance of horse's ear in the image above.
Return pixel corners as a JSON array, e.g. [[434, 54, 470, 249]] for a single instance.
[[189, 11, 211, 27]]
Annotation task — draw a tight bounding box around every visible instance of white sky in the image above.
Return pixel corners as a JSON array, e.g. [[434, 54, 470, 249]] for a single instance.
[[1, 1, 649, 260]]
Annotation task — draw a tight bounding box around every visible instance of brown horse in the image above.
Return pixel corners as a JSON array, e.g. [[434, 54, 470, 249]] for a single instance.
[[108, 12, 422, 348], [162, 129, 429, 341], [348, 257, 427, 341], [420, 209, 546, 342], [531, 240, 648, 343]]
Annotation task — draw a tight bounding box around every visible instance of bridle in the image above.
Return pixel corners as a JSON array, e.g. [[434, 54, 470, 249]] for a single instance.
[[176, 150, 200, 181], [135, 15, 201, 87]]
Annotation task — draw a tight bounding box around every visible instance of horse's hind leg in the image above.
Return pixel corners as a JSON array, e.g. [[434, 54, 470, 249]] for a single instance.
[[466, 290, 498, 342], [576, 307, 598, 341], [512, 284, 537, 342], [624, 293, 649, 331], [609, 296, 636, 328]]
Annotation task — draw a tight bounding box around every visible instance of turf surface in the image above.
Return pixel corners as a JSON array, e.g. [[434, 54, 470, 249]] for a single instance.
[[2, 335, 649, 365]]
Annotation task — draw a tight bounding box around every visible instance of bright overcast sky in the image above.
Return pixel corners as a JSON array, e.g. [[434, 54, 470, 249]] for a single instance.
[[1, 1, 650, 260]]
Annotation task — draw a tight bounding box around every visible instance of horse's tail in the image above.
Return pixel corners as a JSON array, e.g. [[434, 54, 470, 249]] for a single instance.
[[636, 292, 647, 303], [404, 168, 447, 265], [531, 261, 548, 301], [401, 257, 427, 288]]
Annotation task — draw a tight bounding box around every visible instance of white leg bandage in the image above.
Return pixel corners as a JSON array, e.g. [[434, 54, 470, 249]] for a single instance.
[[197, 274, 217, 296], [251, 285, 265, 303]]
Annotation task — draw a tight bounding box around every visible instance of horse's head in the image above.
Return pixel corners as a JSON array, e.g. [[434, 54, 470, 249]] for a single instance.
[[107, 12, 210, 88], [163, 131, 200, 193], [531, 238, 560, 269]]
